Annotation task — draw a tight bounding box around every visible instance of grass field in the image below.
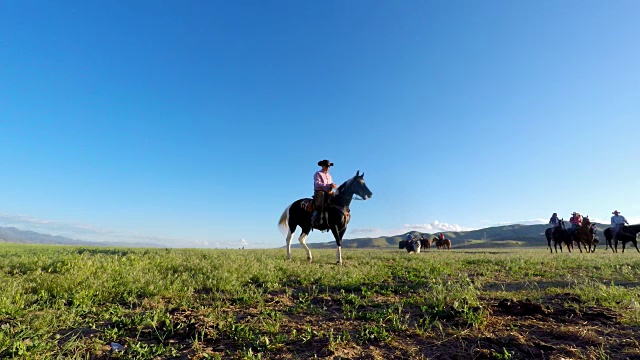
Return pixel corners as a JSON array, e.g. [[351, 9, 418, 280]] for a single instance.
[[0, 244, 639, 359]]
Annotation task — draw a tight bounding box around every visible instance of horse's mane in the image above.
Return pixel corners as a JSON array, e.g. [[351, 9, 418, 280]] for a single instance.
[[334, 176, 355, 196]]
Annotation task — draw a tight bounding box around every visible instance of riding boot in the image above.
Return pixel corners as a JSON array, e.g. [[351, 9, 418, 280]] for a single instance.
[[311, 211, 320, 227]]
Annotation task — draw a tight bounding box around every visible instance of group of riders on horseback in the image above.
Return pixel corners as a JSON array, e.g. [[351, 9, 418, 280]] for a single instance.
[[400, 232, 450, 252], [283, 159, 637, 265], [547, 210, 639, 253]]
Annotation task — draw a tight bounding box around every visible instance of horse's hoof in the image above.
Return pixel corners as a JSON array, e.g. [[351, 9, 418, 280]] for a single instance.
[[307, 257, 312, 262], [336, 261, 342, 266]]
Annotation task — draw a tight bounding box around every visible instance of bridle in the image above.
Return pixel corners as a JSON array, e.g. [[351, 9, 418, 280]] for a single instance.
[[335, 179, 368, 201]]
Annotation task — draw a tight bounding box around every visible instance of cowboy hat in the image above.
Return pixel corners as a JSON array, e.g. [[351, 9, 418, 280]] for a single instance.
[[612, 210, 620, 214], [318, 160, 334, 167], [571, 212, 577, 215]]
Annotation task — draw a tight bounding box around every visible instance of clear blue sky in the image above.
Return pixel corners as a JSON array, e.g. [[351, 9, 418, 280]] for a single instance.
[[1, 1, 639, 248]]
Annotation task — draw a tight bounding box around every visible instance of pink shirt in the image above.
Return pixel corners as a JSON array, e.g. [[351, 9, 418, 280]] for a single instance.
[[570, 215, 582, 225], [314, 170, 333, 191]]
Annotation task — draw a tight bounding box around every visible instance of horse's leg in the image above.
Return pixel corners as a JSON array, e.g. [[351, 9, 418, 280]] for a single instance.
[[634, 240, 640, 253], [298, 228, 312, 262], [330, 226, 345, 265], [285, 230, 294, 260]]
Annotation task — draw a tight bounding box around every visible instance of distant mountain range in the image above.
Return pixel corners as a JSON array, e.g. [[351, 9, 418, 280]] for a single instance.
[[0, 226, 165, 248], [291, 223, 614, 249]]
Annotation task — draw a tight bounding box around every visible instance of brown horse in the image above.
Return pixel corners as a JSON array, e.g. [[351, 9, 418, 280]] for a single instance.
[[419, 236, 431, 250], [433, 237, 451, 250], [571, 217, 598, 253]]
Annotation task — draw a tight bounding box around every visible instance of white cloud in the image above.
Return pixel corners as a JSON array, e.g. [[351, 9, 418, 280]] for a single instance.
[[349, 220, 471, 238], [0, 213, 183, 246], [403, 220, 472, 232], [495, 219, 547, 226], [586, 217, 608, 225]]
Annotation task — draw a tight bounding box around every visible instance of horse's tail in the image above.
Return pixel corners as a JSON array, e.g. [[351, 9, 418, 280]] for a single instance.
[[278, 204, 291, 235]]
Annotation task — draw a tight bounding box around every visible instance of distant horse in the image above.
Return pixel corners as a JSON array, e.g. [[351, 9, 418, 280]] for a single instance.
[[544, 219, 564, 253], [279, 171, 373, 265], [572, 216, 598, 253], [603, 225, 640, 253], [547, 219, 572, 253], [544, 227, 555, 253], [603, 228, 614, 252], [419, 237, 431, 250], [433, 238, 451, 250], [406, 239, 421, 254]]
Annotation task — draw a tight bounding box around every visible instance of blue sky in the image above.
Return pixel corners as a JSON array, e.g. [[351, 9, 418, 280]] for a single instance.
[[1, 1, 639, 248]]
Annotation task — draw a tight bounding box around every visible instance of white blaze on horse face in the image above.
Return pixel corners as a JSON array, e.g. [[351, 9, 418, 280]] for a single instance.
[[285, 231, 293, 260]]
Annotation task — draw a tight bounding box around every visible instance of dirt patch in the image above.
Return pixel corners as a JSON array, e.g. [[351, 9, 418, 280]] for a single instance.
[[54, 293, 640, 359]]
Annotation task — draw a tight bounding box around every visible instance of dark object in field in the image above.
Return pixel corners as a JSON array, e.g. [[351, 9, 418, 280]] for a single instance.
[[497, 298, 549, 316]]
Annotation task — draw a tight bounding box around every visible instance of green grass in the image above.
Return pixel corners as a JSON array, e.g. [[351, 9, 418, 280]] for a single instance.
[[0, 244, 639, 359]]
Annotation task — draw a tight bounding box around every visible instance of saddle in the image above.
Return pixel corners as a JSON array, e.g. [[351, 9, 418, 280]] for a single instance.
[[301, 199, 313, 212], [301, 196, 350, 231]]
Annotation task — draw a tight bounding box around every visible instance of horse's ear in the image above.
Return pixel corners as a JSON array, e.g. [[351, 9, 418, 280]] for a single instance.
[[356, 170, 360, 177], [361, 172, 365, 178]]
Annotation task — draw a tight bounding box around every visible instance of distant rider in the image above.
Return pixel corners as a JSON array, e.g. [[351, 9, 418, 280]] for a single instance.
[[549, 212, 560, 240], [569, 212, 582, 233], [611, 210, 629, 243]]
